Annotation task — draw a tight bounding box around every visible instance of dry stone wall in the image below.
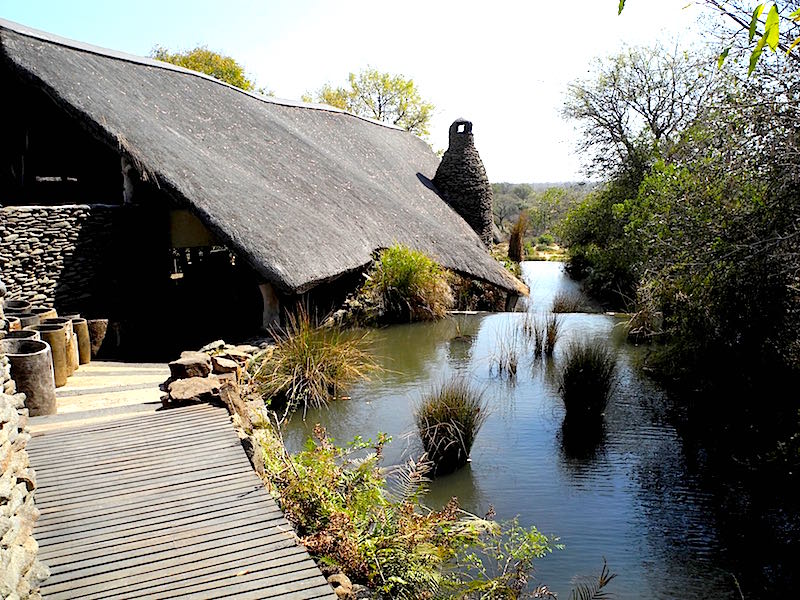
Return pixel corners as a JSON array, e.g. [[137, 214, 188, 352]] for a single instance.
[[0, 205, 119, 308], [1, 283, 50, 599]]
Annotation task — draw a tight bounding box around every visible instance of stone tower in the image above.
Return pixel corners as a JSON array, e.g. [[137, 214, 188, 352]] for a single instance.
[[433, 119, 493, 247]]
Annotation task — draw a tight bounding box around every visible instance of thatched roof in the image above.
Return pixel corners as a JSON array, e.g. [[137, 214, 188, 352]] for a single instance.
[[0, 19, 526, 296]]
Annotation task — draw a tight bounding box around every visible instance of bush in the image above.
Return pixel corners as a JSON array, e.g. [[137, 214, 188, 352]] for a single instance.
[[254, 422, 558, 598], [559, 340, 618, 420], [508, 211, 529, 263], [363, 244, 453, 322], [537, 233, 555, 246], [415, 378, 488, 475], [253, 309, 377, 417]]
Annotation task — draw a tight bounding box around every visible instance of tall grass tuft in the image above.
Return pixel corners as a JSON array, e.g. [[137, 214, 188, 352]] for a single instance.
[[551, 290, 587, 313], [492, 323, 522, 380], [544, 314, 561, 356], [363, 244, 453, 321], [559, 340, 618, 420], [415, 377, 488, 475], [254, 309, 378, 418], [508, 211, 529, 263]]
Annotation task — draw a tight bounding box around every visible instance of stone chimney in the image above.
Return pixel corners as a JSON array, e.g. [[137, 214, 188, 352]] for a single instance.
[[433, 119, 493, 247]]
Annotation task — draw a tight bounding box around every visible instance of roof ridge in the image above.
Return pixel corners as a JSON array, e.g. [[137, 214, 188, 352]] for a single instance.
[[0, 16, 403, 132]]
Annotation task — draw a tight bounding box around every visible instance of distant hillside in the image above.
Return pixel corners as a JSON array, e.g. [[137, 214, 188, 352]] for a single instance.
[[491, 182, 595, 238]]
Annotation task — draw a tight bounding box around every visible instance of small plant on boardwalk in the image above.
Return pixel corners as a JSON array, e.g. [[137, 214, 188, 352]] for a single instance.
[[544, 314, 561, 356], [552, 290, 587, 313], [253, 309, 377, 417], [254, 421, 559, 598], [362, 243, 453, 322], [415, 377, 488, 475], [508, 211, 529, 263], [559, 340, 618, 420]]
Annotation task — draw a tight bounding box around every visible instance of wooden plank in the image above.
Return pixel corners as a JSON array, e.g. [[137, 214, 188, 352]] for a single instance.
[[28, 402, 335, 599]]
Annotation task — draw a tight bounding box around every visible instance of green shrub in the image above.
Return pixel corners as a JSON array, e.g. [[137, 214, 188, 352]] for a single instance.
[[537, 233, 555, 246], [559, 340, 618, 420], [363, 244, 453, 322], [254, 422, 557, 598], [253, 309, 377, 417], [415, 377, 488, 475]]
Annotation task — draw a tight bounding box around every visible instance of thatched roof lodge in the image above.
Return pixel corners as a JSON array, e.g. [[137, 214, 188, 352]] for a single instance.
[[0, 18, 525, 354]]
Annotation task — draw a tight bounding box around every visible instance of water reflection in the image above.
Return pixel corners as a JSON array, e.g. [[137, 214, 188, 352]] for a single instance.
[[280, 262, 795, 599]]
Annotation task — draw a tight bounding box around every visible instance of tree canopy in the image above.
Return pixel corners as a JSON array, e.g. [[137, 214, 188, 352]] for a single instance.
[[307, 67, 434, 137], [151, 46, 258, 92]]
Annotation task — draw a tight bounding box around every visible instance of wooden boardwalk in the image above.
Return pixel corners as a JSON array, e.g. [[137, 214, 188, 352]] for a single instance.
[[27, 402, 336, 599]]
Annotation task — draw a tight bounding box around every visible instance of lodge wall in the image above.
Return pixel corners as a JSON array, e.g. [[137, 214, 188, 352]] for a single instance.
[[0, 205, 120, 311]]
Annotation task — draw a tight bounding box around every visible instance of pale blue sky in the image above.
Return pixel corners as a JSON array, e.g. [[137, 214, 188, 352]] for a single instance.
[[1, 1, 705, 182]]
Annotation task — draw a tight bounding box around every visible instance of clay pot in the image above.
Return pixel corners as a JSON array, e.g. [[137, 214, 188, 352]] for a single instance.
[[0, 338, 57, 416], [14, 313, 40, 329], [26, 323, 69, 387], [5, 316, 21, 331], [87, 319, 109, 358], [4, 299, 31, 313], [4, 330, 40, 341], [71, 318, 91, 365], [41, 317, 78, 375], [31, 306, 58, 321]]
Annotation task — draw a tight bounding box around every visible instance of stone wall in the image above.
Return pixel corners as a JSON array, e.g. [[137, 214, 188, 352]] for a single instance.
[[0, 205, 120, 309], [1, 282, 50, 599]]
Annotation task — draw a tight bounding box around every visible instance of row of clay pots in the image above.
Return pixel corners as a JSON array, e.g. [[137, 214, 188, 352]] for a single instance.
[[2, 300, 94, 416]]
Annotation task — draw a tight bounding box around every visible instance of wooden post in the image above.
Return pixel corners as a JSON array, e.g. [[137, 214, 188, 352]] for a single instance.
[[258, 283, 280, 329]]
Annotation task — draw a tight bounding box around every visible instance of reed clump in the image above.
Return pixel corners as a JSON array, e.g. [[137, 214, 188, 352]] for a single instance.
[[254, 309, 378, 417], [559, 340, 618, 420], [508, 211, 529, 263], [415, 377, 488, 475], [551, 290, 587, 313], [544, 314, 561, 356]]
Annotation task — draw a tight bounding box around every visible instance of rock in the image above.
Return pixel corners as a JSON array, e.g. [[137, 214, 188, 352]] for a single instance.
[[351, 584, 375, 599], [327, 573, 354, 600], [233, 344, 261, 355], [169, 352, 212, 379], [198, 339, 226, 353], [167, 377, 221, 404], [211, 356, 240, 376]]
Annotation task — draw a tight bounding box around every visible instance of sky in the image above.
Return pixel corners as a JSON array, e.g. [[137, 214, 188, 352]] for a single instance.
[[0, 0, 705, 182]]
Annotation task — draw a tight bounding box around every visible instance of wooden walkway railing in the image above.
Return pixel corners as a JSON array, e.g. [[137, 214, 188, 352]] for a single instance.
[[27, 402, 336, 599]]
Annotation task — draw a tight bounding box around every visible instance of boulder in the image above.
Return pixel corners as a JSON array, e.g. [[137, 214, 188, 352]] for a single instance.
[[169, 352, 212, 379], [327, 573, 354, 600], [211, 356, 240, 376], [166, 377, 220, 405]]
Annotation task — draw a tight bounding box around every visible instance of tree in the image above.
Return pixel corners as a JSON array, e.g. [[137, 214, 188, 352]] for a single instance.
[[151, 46, 258, 92], [308, 67, 434, 137], [563, 43, 722, 175], [618, 1, 800, 74]]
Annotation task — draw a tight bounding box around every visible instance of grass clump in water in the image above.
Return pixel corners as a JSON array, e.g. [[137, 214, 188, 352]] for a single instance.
[[415, 377, 488, 475], [544, 314, 561, 356], [551, 290, 587, 313], [253, 309, 377, 418], [363, 244, 453, 322], [559, 340, 618, 420]]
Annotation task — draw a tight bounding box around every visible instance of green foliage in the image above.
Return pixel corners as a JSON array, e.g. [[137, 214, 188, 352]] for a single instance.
[[255, 423, 558, 599], [362, 244, 454, 322], [415, 378, 488, 475], [311, 67, 434, 137], [559, 341, 618, 420], [252, 310, 378, 417], [151, 45, 258, 91]]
